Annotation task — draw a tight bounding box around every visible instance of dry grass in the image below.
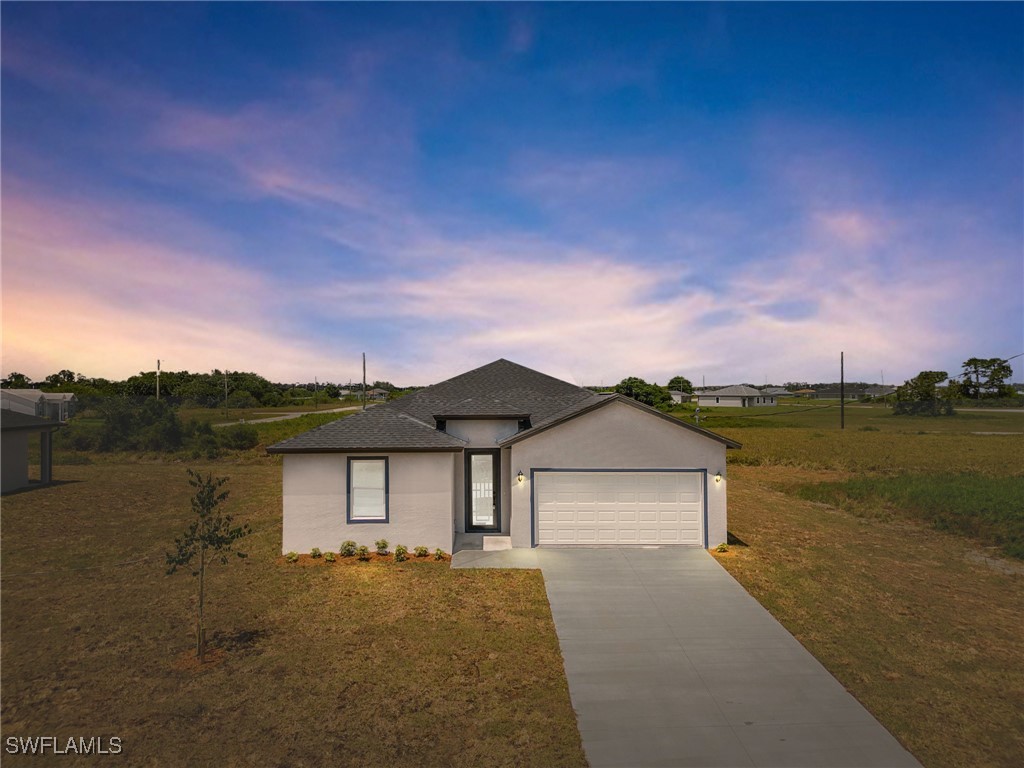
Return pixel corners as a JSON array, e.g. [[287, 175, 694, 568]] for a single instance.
[[717, 465, 1024, 768], [1, 464, 586, 767]]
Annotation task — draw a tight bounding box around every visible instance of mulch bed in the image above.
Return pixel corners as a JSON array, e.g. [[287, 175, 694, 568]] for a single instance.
[[277, 552, 450, 567]]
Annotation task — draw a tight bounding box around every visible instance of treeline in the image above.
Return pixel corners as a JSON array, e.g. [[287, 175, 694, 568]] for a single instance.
[[58, 399, 259, 457], [2, 369, 403, 409]]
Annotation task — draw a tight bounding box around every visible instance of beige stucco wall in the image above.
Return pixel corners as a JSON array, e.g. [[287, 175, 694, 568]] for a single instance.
[[1, 431, 29, 493], [508, 400, 729, 548], [281, 452, 456, 554]]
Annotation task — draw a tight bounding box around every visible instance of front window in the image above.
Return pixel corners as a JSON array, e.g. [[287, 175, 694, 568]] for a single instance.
[[348, 458, 388, 522]]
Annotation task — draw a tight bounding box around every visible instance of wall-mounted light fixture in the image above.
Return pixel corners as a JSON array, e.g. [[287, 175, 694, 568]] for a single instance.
[[714, 471, 723, 484], [517, 471, 525, 484]]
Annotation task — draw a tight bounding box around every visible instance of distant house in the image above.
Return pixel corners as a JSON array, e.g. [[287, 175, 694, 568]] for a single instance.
[[761, 387, 793, 397], [668, 390, 692, 404], [811, 390, 863, 401], [697, 385, 777, 408], [792, 388, 817, 397], [1, 409, 62, 493], [864, 386, 897, 399], [368, 388, 389, 401]]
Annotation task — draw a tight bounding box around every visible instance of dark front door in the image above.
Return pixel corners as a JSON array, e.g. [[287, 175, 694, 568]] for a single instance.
[[465, 449, 500, 532]]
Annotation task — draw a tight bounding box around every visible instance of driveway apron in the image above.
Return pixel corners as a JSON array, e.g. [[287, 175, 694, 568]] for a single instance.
[[453, 547, 920, 768]]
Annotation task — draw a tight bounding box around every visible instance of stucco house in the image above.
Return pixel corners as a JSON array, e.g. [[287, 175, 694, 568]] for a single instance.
[[1, 389, 77, 421], [668, 389, 692, 404], [696, 385, 777, 408], [268, 359, 739, 555]]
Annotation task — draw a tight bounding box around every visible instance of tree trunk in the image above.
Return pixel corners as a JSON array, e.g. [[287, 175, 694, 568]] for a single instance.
[[197, 547, 206, 661]]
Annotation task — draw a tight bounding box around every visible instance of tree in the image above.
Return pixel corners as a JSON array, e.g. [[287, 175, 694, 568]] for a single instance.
[[614, 377, 672, 408], [961, 357, 1014, 398], [895, 371, 955, 416], [166, 471, 251, 661], [2, 372, 32, 388], [667, 376, 694, 394], [44, 369, 78, 387]]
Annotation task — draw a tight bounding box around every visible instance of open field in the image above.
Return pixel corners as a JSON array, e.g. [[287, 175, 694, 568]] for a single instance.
[[0, 465, 585, 767], [717, 465, 1024, 768], [703, 406, 1024, 767]]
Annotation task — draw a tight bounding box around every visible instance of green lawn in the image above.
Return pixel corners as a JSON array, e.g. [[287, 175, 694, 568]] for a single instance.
[[0, 465, 585, 767]]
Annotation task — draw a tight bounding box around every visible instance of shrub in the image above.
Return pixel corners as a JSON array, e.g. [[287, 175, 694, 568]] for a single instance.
[[193, 434, 221, 459], [285, 551, 299, 563], [434, 548, 445, 561], [339, 540, 357, 557], [219, 423, 259, 450], [394, 544, 408, 562], [310, 547, 322, 559], [324, 551, 336, 563], [375, 539, 389, 556], [413, 546, 429, 558], [356, 545, 371, 561], [715, 542, 729, 553], [859, 425, 880, 432]]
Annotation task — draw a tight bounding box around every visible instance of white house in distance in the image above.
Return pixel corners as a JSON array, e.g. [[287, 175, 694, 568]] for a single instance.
[[697, 385, 777, 408], [1, 389, 77, 421], [268, 359, 739, 555]]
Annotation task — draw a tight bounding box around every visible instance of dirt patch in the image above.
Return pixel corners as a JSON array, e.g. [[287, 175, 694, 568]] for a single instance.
[[172, 646, 228, 672]]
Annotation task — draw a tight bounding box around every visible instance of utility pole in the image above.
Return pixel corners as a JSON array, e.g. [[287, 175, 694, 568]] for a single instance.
[[362, 353, 367, 411], [315, 377, 319, 412], [223, 370, 229, 420], [156, 359, 161, 401], [840, 352, 845, 430]]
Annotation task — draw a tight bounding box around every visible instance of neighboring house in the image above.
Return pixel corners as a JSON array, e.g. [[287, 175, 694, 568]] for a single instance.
[[668, 390, 692, 404], [696, 385, 777, 408], [792, 388, 817, 398], [268, 359, 739, 555], [761, 387, 793, 397], [864, 386, 897, 399], [811, 390, 863, 401], [1, 389, 76, 420], [367, 388, 389, 401], [1, 409, 62, 493]]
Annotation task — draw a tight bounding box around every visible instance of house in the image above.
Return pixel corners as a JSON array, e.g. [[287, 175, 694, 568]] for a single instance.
[[761, 387, 793, 397], [367, 388, 389, 401], [1, 389, 77, 420], [668, 390, 691, 404], [268, 359, 739, 555], [792, 388, 817, 398], [811, 390, 863, 401], [696, 385, 777, 408], [1, 409, 62, 493], [864, 386, 897, 399]]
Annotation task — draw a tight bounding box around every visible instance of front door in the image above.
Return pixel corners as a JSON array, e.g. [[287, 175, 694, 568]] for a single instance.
[[465, 449, 500, 532]]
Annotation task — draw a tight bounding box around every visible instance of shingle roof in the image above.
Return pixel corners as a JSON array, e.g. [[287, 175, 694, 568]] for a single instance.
[[702, 385, 764, 397], [267, 407, 466, 453], [499, 393, 741, 449], [268, 359, 739, 453]]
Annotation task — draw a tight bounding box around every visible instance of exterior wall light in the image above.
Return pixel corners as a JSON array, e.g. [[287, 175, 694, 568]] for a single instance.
[[517, 471, 525, 484], [714, 471, 723, 484]]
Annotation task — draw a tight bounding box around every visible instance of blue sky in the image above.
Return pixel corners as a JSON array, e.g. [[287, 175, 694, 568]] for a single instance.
[[2, 2, 1021, 386]]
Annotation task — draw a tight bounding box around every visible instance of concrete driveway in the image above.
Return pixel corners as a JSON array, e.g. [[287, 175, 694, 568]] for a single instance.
[[452, 547, 920, 768]]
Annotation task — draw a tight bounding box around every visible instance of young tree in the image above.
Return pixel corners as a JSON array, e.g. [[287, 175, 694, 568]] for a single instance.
[[667, 375, 694, 394], [166, 470, 251, 661]]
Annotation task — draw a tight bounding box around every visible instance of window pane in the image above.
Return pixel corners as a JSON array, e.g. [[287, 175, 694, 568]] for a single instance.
[[352, 488, 385, 519], [352, 460, 385, 490]]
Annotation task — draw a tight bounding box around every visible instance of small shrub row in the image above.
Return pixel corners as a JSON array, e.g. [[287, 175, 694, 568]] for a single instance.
[[284, 539, 447, 564]]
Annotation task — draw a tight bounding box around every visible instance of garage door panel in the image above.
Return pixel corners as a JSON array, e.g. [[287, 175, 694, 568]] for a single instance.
[[536, 471, 703, 547]]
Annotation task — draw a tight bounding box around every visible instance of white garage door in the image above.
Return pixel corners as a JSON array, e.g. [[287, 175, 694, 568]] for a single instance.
[[535, 471, 704, 546]]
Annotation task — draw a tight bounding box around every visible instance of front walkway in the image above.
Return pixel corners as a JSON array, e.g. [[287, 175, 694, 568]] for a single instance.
[[452, 548, 920, 768]]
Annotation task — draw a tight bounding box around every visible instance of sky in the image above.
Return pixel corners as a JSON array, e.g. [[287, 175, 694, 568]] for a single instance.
[[2, 3, 1021, 388]]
